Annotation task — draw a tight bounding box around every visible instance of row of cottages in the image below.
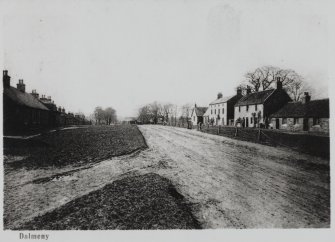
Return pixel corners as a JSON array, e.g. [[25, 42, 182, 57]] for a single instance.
[[270, 94, 329, 133], [189, 77, 329, 134], [3, 70, 90, 135]]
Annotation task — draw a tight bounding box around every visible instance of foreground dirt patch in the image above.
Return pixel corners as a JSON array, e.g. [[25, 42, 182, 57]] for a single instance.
[[4, 125, 147, 169], [15, 173, 201, 230]]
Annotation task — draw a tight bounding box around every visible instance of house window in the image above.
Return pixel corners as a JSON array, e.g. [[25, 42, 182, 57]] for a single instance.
[[239, 106, 241, 112], [282, 118, 287, 124], [218, 109, 220, 114], [246, 105, 249, 111], [294, 118, 299, 125], [193, 116, 195, 121], [251, 117, 253, 124], [313, 117, 320, 125], [215, 109, 216, 114], [255, 104, 258, 111], [211, 110, 212, 115], [222, 108, 224, 114]]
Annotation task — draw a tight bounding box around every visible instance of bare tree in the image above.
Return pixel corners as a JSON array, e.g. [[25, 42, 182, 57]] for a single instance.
[[104, 107, 117, 125], [244, 70, 261, 92], [137, 105, 148, 123], [161, 103, 173, 123], [94, 106, 104, 125], [240, 66, 313, 101], [149, 101, 162, 124]]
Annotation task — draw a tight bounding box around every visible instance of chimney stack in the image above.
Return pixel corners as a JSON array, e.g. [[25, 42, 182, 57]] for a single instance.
[[17, 79, 26, 93], [276, 77, 282, 90], [3, 70, 10, 88], [246, 85, 251, 94], [237, 88, 242, 96], [31, 89, 39, 99], [217, 92, 223, 99], [302, 92, 311, 104]]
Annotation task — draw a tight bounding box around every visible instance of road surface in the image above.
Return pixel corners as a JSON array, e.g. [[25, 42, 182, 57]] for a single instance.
[[4, 125, 330, 229], [137, 125, 330, 228]]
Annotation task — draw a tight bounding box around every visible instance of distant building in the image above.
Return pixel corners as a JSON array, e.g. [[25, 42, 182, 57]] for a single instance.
[[190, 104, 207, 126], [270, 93, 329, 133], [234, 78, 291, 128], [3, 70, 50, 134], [208, 89, 243, 126]]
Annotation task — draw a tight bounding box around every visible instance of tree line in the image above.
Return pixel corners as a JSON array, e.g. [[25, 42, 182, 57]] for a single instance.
[[91, 106, 117, 125], [137, 102, 193, 125]]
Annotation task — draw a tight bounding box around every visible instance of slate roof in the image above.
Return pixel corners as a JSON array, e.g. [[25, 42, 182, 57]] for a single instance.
[[235, 89, 275, 106], [193, 107, 208, 117], [210, 95, 235, 105], [4, 87, 49, 111], [271, 99, 329, 118]]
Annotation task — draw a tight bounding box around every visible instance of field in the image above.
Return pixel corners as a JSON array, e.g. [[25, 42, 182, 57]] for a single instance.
[[4, 124, 330, 229]]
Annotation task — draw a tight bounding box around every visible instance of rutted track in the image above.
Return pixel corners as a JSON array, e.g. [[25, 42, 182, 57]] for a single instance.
[[136, 125, 330, 228]]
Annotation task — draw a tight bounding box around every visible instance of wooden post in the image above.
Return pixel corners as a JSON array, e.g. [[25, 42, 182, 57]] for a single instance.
[[235, 127, 238, 137], [258, 127, 261, 141], [217, 125, 220, 135]]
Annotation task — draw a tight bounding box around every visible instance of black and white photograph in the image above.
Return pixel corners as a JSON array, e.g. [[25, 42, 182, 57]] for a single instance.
[[1, 0, 334, 241]]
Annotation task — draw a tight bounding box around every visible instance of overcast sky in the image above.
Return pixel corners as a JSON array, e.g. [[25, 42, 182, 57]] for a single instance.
[[0, 0, 331, 118]]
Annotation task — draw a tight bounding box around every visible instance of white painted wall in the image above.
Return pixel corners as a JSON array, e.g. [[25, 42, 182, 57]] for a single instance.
[[208, 102, 227, 125], [234, 104, 264, 127], [190, 108, 198, 126]]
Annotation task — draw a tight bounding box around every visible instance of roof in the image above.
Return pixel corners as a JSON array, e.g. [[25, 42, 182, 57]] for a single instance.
[[210, 95, 235, 105], [193, 107, 208, 117], [4, 87, 49, 111], [271, 99, 329, 118], [235, 89, 275, 106], [203, 107, 211, 117]]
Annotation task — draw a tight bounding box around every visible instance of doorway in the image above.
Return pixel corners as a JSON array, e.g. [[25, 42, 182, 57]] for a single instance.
[[275, 119, 280, 129], [303, 118, 309, 131]]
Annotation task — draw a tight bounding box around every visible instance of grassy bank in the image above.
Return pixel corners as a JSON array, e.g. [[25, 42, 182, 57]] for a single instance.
[[4, 125, 147, 169]]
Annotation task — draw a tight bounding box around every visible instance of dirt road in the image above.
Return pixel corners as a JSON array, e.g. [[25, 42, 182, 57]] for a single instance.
[[4, 125, 329, 229], [137, 125, 330, 228]]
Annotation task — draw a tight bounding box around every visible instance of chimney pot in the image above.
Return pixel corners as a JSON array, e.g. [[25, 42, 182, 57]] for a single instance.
[[302, 92, 311, 104], [237, 88, 242, 96], [217, 92, 223, 99], [276, 77, 282, 90], [17, 79, 26, 92], [246, 85, 251, 94], [3, 70, 10, 88]]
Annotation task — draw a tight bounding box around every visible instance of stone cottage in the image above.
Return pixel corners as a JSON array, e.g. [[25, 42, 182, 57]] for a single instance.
[[234, 78, 292, 128], [270, 93, 329, 134]]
